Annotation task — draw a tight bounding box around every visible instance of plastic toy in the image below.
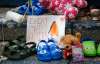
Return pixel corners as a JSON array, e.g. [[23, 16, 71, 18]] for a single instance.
[[82, 41, 96, 56], [37, 40, 51, 61]]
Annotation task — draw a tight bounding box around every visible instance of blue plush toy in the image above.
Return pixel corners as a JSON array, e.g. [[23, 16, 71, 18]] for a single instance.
[[47, 39, 62, 60], [37, 39, 62, 61], [18, 5, 27, 15], [18, 0, 47, 15], [37, 40, 51, 61]]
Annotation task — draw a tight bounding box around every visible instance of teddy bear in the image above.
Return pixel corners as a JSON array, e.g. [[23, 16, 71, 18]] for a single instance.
[[59, 32, 81, 59]]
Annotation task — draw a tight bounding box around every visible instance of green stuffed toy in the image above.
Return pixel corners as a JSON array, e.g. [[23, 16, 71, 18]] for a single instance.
[[82, 41, 96, 56], [97, 43, 100, 56]]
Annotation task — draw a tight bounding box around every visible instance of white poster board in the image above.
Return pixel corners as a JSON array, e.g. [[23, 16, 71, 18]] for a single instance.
[[27, 15, 65, 44]]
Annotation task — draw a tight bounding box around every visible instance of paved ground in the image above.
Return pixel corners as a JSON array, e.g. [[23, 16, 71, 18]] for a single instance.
[[1, 56, 100, 64]]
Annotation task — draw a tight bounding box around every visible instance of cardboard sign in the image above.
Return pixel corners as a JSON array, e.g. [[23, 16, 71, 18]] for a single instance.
[[27, 15, 65, 44]]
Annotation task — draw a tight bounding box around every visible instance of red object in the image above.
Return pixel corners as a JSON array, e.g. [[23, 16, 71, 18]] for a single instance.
[[57, 3, 65, 14], [49, 0, 61, 14], [63, 49, 72, 59], [62, 0, 72, 4], [73, 0, 87, 8], [68, 7, 78, 19], [63, 5, 78, 19], [40, 0, 87, 19], [39, 0, 51, 9]]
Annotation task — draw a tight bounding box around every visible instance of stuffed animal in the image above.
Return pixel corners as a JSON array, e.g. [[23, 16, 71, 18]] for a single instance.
[[62, 44, 72, 59], [59, 32, 81, 59], [59, 32, 81, 47]]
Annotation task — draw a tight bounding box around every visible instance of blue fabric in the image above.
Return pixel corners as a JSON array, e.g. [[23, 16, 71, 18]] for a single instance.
[[36, 39, 62, 61], [18, 5, 27, 15], [18, 0, 47, 15], [37, 40, 51, 61], [81, 36, 96, 43], [48, 39, 62, 60]]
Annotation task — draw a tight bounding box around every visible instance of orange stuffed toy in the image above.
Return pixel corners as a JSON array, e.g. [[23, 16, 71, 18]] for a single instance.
[[59, 32, 81, 59]]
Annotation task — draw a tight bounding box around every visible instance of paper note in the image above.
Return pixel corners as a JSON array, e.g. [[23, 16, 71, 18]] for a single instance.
[[27, 15, 65, 44]]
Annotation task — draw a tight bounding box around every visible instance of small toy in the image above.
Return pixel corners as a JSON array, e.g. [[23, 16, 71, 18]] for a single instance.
[[59, 32, 81, 48], [82, 41, 96, 56], [59, 32, 81, 59], [72, 46, 84, 62]]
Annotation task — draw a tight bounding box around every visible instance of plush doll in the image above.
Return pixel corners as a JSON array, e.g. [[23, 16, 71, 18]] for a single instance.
[[59, 32, 81, 59]]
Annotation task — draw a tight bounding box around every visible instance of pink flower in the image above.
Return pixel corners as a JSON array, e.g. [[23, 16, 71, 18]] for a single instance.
[[68, 7, 78, 19], [73, 0, 87, 8]]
